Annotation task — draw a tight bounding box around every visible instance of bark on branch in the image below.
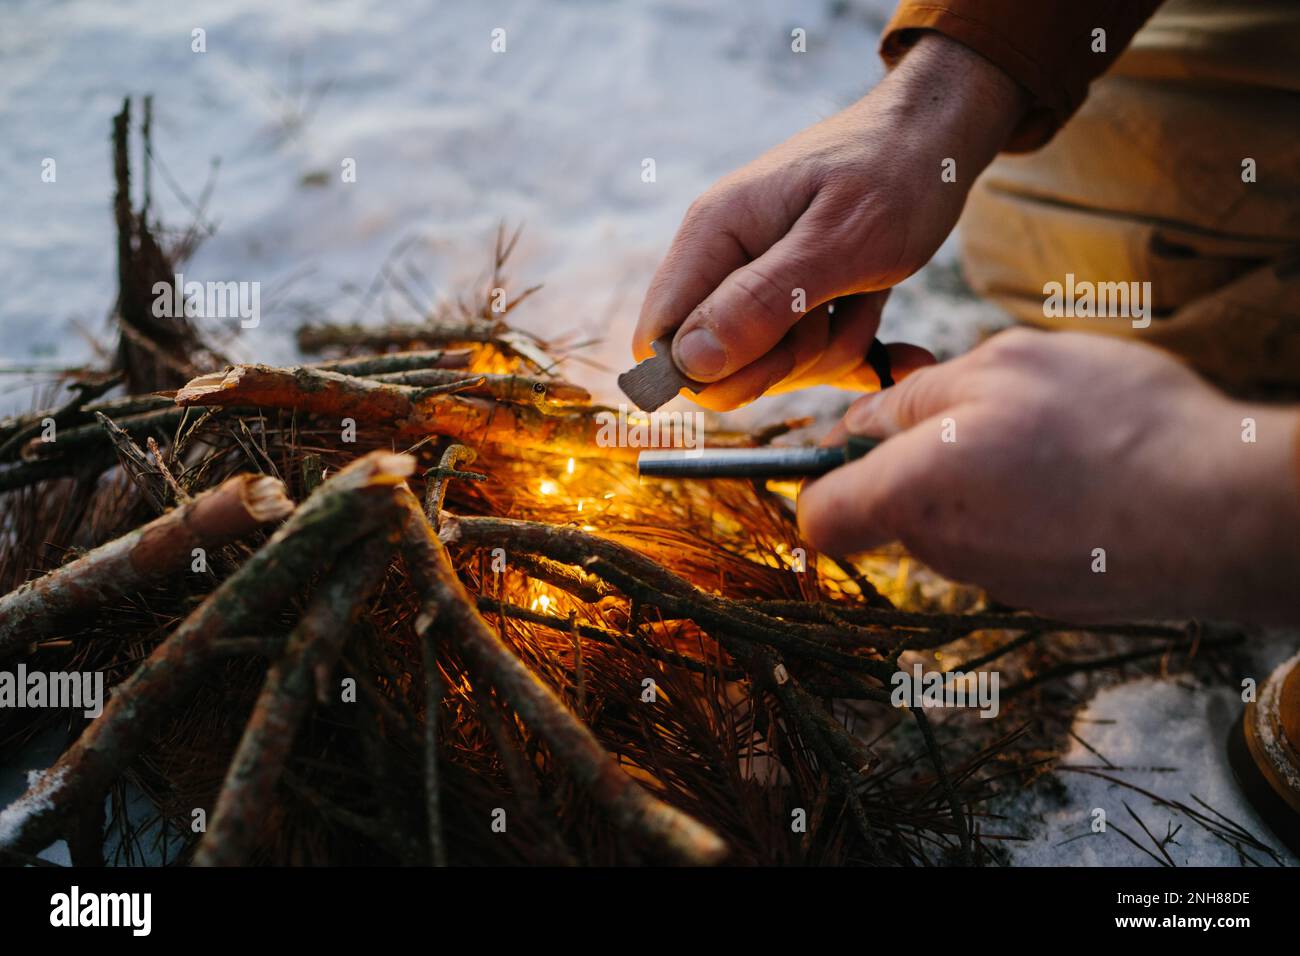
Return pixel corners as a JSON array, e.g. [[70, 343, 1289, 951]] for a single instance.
[[195, 533, 397, 866], [174, 363, 627, 459], [0, 451, 414, 857], [0, 473, 294, 659]]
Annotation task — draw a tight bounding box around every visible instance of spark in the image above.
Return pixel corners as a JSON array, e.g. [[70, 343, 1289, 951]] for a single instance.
[[566, 457, 575, 475], [538, 479, 560, 496]]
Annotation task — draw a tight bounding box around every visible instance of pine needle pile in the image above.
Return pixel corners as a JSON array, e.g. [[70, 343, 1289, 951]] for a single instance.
[[0, 102, 1227, 868]]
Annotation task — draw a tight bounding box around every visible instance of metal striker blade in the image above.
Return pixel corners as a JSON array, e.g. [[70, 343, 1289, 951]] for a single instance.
[[617, 335, 705, 412]]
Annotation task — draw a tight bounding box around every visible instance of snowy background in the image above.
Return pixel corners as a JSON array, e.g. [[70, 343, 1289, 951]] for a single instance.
[[1, 0, 1294, 866]]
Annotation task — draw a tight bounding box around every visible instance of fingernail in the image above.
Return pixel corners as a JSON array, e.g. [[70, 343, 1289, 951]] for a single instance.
[[674, 328, 727, 379]]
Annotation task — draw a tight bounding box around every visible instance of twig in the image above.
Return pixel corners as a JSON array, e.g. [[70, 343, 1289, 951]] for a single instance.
[[441, 515, 894, 670], [315, 349, 471, 375], [422, 628, 448, 867], [475, 598, 745, 678], [1002, 635, 1243, 700], [174, 363, 626, 460], [424, 444, 478, 520], [909, 706, 973, 863], [371, 368, 590, 407], [752, 600, 1190, 643], [96, 410, 167, 510], [146, 435, 192, 504], [296, 318, 502, 353], [0, 375, 121, 461]]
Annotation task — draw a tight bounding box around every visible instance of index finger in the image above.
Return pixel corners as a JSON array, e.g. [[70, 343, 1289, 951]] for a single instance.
[[634, 195, 754, 361]]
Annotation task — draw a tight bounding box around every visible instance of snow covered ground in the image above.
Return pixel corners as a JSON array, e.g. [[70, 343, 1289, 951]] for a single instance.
[[1, 0, 1292, 866], [0, 0, 1006, 416], [999, 639, 1299, 867]]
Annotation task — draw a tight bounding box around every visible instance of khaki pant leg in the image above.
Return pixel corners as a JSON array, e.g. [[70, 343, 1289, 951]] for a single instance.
[[959, 0, 1300, 393]]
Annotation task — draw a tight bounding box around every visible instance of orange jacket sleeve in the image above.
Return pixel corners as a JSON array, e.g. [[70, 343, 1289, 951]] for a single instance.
[[880, 1, 1165, 151]]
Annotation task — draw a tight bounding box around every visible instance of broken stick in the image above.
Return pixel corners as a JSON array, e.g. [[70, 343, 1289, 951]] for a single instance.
[[0, 473, 294, 659]]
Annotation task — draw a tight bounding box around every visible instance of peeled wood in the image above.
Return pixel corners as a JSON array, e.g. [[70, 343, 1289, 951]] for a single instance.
[[0, 473, 294, 660]]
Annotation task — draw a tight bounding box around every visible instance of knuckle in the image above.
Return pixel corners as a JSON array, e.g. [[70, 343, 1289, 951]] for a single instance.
[[729, 265, 793, 323], [683, 194, 714, 224], [890, 391, 926, 431], [809, 184, 869, 241], [683, 184, 733, 228], [890, 365, 937, 419], [979, 326, 1043, 363]]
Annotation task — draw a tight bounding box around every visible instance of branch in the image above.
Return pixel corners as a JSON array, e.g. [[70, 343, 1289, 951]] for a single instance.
[[175, 363, 623, 460], [296, 318, 500, 354], [0, 451, 414, 857], [396, 489, 728, 865], [195, 532, 396, 866], [369, 368, 590, 407], [441, 514, 894, 672], [0, 473, 293, 659]]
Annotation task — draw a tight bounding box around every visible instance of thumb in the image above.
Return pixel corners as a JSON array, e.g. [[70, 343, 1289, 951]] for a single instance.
[[671, 213, 841, 382], [797, 420, 947, 555], [839, 357, 967, 439], [800, 357, 972, 555]]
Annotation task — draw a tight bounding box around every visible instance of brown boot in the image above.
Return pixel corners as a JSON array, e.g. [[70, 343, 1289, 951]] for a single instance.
[[1228, 651, 1300, 855]]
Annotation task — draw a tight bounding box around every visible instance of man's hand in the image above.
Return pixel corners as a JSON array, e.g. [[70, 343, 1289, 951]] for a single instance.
[[798, 329, 1300, 625], [634, 33, 1028, 410]]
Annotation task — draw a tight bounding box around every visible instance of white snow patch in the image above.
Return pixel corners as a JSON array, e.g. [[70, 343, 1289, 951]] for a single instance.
[[1002, 677, 1298, 867], [0, 766, 66, 850], [0, 0, 1003, 426]]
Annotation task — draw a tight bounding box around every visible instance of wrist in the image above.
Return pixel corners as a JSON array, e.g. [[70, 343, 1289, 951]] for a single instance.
[[877, 32, 1029, 175]]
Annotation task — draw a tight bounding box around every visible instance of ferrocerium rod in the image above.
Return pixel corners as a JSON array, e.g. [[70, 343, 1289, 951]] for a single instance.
[[638, 436, 880, 480]]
